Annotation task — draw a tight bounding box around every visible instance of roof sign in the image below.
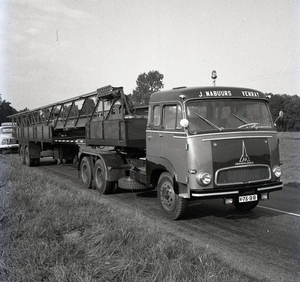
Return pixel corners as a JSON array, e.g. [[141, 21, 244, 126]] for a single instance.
[[199, 90, 263, 98]]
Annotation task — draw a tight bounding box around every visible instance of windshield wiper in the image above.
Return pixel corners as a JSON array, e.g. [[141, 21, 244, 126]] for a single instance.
[[232, 114, 259, 129], [232, 114, 249, 124], [194, 113, 223, 131], [238, 123, 259, 129]]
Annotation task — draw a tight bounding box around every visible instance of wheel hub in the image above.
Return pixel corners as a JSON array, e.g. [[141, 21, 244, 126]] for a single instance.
[[161, 183, 175, 210]]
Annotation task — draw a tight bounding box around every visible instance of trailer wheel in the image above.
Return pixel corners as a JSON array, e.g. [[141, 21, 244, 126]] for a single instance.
[[93, 159, 114, 194], [157, 172, 188, 220], [34, 158, 40, 166], [19, 146, 26, 165], [80, 156, 93, 189], [25, 146, 34, 167], [234, 201, 259, 211]]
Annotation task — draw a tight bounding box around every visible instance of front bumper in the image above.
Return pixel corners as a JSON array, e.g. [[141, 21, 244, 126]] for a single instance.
[[190, 181, 283, 199]]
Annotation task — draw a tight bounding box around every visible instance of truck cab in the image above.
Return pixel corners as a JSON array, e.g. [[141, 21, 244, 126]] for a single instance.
[[0, 122, 19, 154], [146, 86, 283, 219]]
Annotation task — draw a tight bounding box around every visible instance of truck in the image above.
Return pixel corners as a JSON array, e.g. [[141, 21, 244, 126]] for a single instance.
[[9, 85, 283, 219], [0, 122, 19, 154]]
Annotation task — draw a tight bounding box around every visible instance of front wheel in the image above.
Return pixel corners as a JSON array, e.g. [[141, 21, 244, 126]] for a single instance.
[[157, 172, 188, 220]]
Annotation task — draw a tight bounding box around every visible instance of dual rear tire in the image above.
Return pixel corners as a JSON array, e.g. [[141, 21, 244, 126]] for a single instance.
[[93, 159, 114, 194], [79, 156, 114, 194], [20, 145, 39, 167]]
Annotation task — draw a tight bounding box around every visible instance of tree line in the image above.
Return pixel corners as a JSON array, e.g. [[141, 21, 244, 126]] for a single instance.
[[1, 71, 299, 131]]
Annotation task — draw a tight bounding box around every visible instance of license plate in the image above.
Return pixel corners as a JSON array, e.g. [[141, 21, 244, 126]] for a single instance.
[[239, 194, 258, 203]]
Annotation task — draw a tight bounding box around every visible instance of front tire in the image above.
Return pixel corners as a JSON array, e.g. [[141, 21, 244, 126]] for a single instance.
[[157, 172, 188, 220]]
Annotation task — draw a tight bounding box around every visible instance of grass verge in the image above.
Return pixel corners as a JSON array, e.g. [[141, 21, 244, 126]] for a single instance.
[[0, 155, 250, 282]]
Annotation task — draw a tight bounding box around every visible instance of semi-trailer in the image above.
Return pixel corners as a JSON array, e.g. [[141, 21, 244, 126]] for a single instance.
[[9, 85, 283, 219]]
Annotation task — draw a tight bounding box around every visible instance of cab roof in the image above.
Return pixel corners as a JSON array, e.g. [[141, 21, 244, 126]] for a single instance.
[[149, 86, 267, 103]]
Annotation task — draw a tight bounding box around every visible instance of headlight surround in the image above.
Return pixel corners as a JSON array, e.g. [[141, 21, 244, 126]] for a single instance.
[[272, 166, 282, 178], [196, 172, 212, 186], [2, 139, 8, 145]]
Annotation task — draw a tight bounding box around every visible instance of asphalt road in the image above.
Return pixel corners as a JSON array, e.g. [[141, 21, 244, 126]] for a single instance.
[[6, 154, 300, 281]]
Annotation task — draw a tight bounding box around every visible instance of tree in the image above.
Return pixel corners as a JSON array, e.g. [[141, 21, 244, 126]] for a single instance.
[[130, 70, 164, 106], [0, 94, 18, 124], [81, 98, 96, 116]]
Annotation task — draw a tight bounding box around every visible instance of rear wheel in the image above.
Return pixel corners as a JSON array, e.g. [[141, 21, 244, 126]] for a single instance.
[[157, 172, 188, 220], [25, 146, 34, 167], [33, 158, 40, 166], [19, 146, 25, 164], [234, 200, 259, 211], [80, 156, 93, 189], [93, 159, 114, 194]]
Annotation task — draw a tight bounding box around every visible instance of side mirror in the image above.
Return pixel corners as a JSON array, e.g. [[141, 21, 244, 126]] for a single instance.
[[274, 111, 284, 126], [279, 110, 284, 118]]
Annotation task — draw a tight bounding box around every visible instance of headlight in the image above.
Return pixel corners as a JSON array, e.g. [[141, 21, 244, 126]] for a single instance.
[[196, 172, 212, 186], [273, 166, 282, 178], [2, 139, 8, 145]]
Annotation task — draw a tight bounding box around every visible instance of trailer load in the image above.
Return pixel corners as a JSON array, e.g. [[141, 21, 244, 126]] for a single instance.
[[9, 85, 283, 219]]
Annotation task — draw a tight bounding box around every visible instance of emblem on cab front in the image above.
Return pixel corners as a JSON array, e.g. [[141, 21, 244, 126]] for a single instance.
[[236, 140, 253, 165]]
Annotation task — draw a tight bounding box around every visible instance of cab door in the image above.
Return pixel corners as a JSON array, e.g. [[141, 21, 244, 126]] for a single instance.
[[146, 104, 162, 159], [147, 104, 187, 184]]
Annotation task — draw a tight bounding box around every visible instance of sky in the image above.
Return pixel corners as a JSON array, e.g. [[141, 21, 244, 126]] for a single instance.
[[0, 0, 299, 111]]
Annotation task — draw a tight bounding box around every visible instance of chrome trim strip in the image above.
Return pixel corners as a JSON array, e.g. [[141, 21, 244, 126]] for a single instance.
[[257, 184, 283, 191], [146, 130, 186, 135], [187, 131, 277, 139], [191, 191, 239, 197], [146, 130, 277, 139], [202, 135, 272, 142], [215, 164, 271, 186]]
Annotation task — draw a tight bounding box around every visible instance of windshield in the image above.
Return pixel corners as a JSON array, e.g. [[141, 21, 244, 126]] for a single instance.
[[186, 99, 273, 133]]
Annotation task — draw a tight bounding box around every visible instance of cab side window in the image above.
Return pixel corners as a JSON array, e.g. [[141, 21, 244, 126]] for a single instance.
[[152, 105, 161, 128], [163, 105, 182, 130]]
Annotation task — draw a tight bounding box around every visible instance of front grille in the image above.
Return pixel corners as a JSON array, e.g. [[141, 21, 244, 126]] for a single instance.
[[216, 165, 271, 186]]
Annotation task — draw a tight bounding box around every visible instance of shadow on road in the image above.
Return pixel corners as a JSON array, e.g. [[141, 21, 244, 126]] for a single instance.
[[136, 190, 157, 198], [184, 199, 278, 221]]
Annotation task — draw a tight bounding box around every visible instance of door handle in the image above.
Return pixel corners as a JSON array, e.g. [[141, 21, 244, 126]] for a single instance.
[[159, 134, 164, 137], [147, 136, 152, 140]]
